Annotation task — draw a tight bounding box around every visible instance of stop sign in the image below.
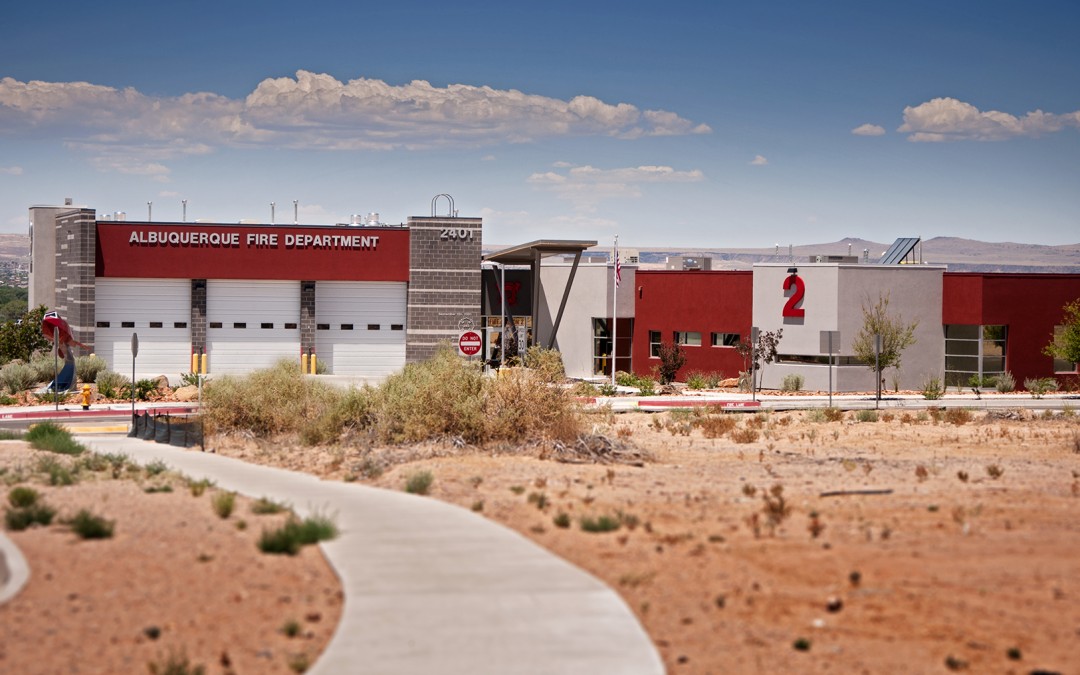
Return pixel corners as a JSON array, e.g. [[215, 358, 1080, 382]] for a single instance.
[[458, 330, 482, 356]]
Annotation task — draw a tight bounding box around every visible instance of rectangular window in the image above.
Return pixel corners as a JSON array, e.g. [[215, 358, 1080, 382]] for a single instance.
[[675, 331, 702, 347], [649, 330, 662, 358], [391, 324, 404, 331], [944, 324, 1007, 387], [284, 323, 297, 330], [121, 321, 135, 328], [260, 323, 273, 329], [316, 323, 330, 331], [149, 322, 163, 328], [173, 322, 187, 329], [712, 332, 740, 347], [340, 324, 354, 331], [209, 322, 223, 329], [96, 321, 110, 328], [233, 322, 246, 329], [1052, 326, 1077, 373], [367, 324, 380, 331]]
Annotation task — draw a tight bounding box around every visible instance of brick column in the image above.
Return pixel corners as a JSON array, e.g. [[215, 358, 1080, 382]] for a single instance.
[[406, 217, 483, 363], [53, 208, 97, 351], [190, 280, 207, 358], [300, 281, 316, 357]]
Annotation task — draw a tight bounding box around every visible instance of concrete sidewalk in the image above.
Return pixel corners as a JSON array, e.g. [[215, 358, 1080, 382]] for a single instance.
[[75, 435, 665, 675]]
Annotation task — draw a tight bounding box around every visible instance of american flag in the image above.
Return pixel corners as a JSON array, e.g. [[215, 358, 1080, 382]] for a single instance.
[[614, 237, 622, 288]]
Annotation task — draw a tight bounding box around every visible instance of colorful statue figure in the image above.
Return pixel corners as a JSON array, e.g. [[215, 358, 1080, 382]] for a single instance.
[[41, 311, 85, 392]]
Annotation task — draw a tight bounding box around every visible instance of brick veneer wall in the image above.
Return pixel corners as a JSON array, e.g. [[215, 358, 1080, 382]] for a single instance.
[[405, 217, 483, 362], [191, 280, 207, 356], [301, 281, 316, 356], [53, 208, 97, 351]]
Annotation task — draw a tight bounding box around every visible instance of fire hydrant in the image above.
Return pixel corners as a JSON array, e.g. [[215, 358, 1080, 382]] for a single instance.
[[80, 384, 92, 411]]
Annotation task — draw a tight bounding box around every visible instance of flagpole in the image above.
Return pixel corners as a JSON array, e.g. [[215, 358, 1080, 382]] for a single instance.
[[611, 235, 618, 387]]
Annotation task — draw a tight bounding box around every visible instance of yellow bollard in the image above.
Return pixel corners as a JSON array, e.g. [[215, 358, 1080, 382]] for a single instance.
[[301, 353, 309, 373], [310, 353, 317, 374], [200, 352, 208, 374], [191, 352, 199, 373]]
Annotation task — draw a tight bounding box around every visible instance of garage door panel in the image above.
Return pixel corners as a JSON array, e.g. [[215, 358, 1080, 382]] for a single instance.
[[95, 279, 191, 380], [314, 282, 405, 378], [207, 280, 300, 375]]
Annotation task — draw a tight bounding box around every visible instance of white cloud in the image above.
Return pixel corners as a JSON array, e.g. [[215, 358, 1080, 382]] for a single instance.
[[899, 97, 1080, 142], [480, 154, 496, 161], [0, 73, 710, 177], [852, 123, 886, 136], [527, 163, 704, 211], [0, 166, 23, 175], [750, 155, 768, 166]]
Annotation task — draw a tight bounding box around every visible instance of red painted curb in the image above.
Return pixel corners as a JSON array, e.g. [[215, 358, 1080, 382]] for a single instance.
[[636, 399, 761, 409], [0, 406, 198, 421]]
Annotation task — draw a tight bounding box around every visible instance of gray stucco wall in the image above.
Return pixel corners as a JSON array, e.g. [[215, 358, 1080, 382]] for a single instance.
[[537, 263, 635, 379], [752, 264, 945, 391]]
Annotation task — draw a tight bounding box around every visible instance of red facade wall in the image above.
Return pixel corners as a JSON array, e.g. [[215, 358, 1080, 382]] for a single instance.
[[95, 222, 410, 281], [943, 273, 1080, 387], [632, 271, 753, 380]]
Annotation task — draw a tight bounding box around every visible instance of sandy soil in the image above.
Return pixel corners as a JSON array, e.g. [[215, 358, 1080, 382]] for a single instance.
[[4, 406, 1080, 674], [0, 442, 342, 675], [207, 406, 1080, 674]]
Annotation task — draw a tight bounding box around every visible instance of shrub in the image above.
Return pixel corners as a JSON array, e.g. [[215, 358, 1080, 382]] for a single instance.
[[0, 361, 37, 394], [5, 501, 56, 530], [29, 352, 61, 383], [65, 509, 115, 539], [855, 410, 878, 423], [481, 366, 583, 444], [187, 478, 214, 497], [921, 375, 944, 400], [1024, 377, 1057, 399], [180, 372, 202, 387], [580, 515, 621, 533], [127, 378, 159, 401], [212, 491, 236, 519], [8, 485, 41, 508], [823, 407, 845, 422], [75, 354, 107, 384], [598, 382, 617, 396], [995, 371, 1016, 393], [522, 347, 566, 383], [553, 512, 571, 529], [251, 497, 289, 515], [202, 359, 340, 437], [656, 342, 686, 385], [404, 470, 434, 495], [731, 428, 759, 444], [686, 371, 708, 390], [95, 370, 130, 399], [614, 371, 638, 387], [36, 455, 75, 486], [943, 408, 973, 425], [696, 414, 737, 438], [636, 378, 656, 397], [781, 374, 804, 392], [147, 650, 207, 675], [26, 421, 84, 455], [258, 514, 338, 555], [145, 459, 169, 477]]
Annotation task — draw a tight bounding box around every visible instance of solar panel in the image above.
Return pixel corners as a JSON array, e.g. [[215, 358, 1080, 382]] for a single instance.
[[878, 237, 920, 265]]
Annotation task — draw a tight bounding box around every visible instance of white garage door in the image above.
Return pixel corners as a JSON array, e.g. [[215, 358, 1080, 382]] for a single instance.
[[315, 281, 406, 378], [207, 280, 300, 375], [95, 278, 192, 380]]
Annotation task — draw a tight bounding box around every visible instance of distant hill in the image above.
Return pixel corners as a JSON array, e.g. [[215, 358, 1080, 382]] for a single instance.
[[0, 234, 28, 261]]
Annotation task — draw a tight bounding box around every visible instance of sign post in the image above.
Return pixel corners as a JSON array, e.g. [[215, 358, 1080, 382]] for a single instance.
[[458, 330, 482, 358], [749, 326, 759, 402], [820, 330, 840, 409], [131, 333, 139, 422], [873, 333, 882, 409]]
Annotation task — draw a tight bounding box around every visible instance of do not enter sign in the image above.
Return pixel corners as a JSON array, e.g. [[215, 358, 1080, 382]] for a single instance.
[[458, 330, 482, 357]]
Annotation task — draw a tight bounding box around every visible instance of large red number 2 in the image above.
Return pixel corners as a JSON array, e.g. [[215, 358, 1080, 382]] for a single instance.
[[782, 275, 805, 318]]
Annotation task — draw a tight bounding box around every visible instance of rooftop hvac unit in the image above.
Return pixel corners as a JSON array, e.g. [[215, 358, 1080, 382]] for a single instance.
[[366, 212, 380, 226], [114, 211, 126, 221], [350, 214, 363, 226]]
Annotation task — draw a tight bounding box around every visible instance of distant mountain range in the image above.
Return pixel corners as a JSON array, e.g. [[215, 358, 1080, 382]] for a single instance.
[[3, 232, 1078, 273]]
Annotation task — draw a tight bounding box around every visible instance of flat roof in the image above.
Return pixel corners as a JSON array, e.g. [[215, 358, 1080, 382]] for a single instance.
[[484, 240, 597, 265]]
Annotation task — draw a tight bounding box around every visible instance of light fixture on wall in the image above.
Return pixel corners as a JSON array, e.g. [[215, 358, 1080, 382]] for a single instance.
[[787, 267, 798, 275]]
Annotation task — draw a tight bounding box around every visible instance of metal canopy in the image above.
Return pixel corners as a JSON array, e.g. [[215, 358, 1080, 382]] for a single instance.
[[878, 237, 921, 265], [483, 240, 598, 351]]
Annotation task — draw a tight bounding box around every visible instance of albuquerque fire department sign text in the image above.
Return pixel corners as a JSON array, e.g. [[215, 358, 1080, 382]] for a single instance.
[[128, 229, 380, 251]]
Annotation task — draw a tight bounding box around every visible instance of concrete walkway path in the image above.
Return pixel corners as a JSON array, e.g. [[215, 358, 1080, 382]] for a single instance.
[[75, 435, 665, 675]]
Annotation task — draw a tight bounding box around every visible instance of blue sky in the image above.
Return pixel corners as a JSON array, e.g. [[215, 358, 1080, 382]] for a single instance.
[[2, 0, 1078, 248]]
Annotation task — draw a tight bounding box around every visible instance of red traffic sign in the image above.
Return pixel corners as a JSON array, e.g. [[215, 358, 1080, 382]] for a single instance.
[[458, 330, 482, 356]]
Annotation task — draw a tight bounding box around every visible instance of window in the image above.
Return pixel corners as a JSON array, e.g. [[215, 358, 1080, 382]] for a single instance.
[[121, 321, 135, 328], [340, 324, 354, 331], [149, 322, 163, 328], [944, 324, 1007, 387], [712, 332, 740, 347], [209, 322, 223, 329], [284, 323, 297, 330], [261, 323, 273, 329], [649, 331, 662, 358], [367, 324, 380, 331], [1052, 326, 1077, 373], [232, 322, 246, 329], [316, 323, 330, 331], [173, 322, 187, 329], [96, 321, 110, 328], [391, 324, 404, 331], [674, 331, 702, 347]]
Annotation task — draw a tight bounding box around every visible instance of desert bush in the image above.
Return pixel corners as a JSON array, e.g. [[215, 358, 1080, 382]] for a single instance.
[[8, 485, 41, 508], [202, 359, 340, 437], [95, 370, 130, 399], [636, 378, 656, 397], [855, 410, 878, 423], [943, 407, 973, 425], [995, 371, 1016, 393], [0, 361, 37, 394], [187, 478, 214, 497], [598, 382, 617, 396], [36, 455, 75, 486], [807, 408, 827, 423], [75, 354, 107, 384], [404, 470, 434, 495], [125, 378, 159, 401], [1024, 377, 1057, 399], [147, 650, 207, 675], [570, 380, 599, 397], [522, 347, 566, 383], [29, 352, 61, 383], [696, 414, 737, 438], [731, 427, 760, 444], [482, 367, 583, 443], [26, 421, 84, 455], [211, 491, 236, 519], [685, 371, 708, 390], [5, 501, 56, 530], [251, 497, 289, 515], [65, 508, 114, 539], [553, 512, 571, 528], [580, 514, 621, 533], [921, 375, 944, 400], [300, 385, 376, 446], [823, 407, 845, 422], [781, 374, 804, 392], [656, 341, 686, 385], [258, 514, 338, 555], [614, 371, 638, 387]]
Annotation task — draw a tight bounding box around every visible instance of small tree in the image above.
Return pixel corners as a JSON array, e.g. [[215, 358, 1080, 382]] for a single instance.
[[735, 328, 783, 391], [851, 293, 917, 391], [656, 341, 686, 384], [1043, 298, 1080, 369], [0, 305, 51, 364]]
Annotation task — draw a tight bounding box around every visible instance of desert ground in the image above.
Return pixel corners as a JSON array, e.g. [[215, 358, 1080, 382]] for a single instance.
[[3, 404, 1080, 674]]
